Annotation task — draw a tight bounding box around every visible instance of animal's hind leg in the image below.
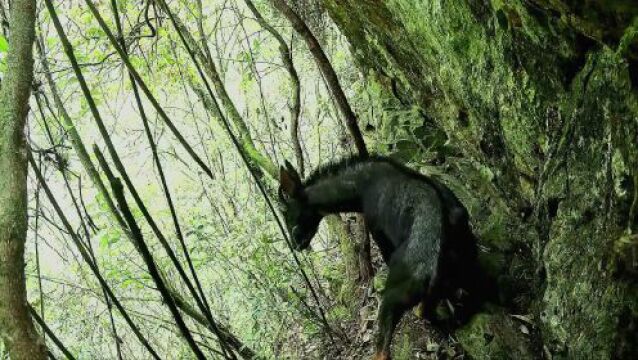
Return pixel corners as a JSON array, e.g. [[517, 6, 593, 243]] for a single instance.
[[412, 281, 444, 320], [373, 264, 426, 360], [413, 297, 437, 321]]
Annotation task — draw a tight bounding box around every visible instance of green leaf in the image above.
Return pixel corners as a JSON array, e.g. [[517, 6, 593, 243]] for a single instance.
[[0, 35, 8, 52]]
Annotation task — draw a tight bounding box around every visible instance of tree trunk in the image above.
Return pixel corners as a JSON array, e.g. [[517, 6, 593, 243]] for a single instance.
[[0, 0, 47, 359], [350, 218, 373, 283]]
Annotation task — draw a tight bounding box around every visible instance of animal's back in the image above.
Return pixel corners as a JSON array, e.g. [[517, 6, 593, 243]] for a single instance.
[[361, 158, 467, 233], [361, 161, 446, 273]]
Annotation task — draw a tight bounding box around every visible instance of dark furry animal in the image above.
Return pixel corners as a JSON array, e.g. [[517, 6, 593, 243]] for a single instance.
[[278, 155, 490, 360]]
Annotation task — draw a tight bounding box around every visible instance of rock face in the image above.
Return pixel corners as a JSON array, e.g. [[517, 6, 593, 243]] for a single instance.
[[321, 0, 638, 358]]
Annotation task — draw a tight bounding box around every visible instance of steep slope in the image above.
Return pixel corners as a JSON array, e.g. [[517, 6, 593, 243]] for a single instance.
[[322, 0, 638, 358]]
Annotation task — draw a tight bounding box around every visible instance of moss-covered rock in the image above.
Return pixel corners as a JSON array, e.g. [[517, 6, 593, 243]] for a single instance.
[[322, 0, 638, 358], [456, 313, 534, 359], [542, 217, 636, 359]]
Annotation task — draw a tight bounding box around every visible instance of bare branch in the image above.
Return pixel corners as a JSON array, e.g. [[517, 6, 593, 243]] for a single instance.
[[267, 0, 368, 157]]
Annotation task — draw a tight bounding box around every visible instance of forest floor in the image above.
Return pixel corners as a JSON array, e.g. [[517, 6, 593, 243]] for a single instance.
[[305, 240, 468, 359], [320, 285, 466, 359]]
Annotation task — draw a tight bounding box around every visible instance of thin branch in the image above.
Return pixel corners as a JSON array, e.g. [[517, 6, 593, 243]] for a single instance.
[[28, 152, 161, 359], [35, 51, 118, 76], [167, 4, 277, 178], [267, 0, 367, 157], [93, 147, 206, 360], [155, 0, 335, 343], [233, 3, 280, 164], [28, 306, 76, 360], [34, 54, 125, 360], [44, 4, 237, 358], [78, 0, 215, 179], [243, 0, 304, 176], [35, 25, 131, 241], [109, 1, 241, 358], [33, 155, 46, 349]]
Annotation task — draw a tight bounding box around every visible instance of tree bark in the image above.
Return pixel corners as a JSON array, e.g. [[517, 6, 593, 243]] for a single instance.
[[0, 0, 47, 359]]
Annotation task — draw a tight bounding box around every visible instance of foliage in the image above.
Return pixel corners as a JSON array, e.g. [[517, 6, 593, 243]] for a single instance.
[[19, 0, 373, 358], [0, 34, 7, 74]]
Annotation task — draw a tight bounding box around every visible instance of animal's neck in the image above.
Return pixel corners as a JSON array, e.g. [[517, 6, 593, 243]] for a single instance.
[[303, 162, 372, 214]]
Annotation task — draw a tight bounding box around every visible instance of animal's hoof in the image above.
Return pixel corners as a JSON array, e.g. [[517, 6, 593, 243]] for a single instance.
[[372, 351, 391, 360]]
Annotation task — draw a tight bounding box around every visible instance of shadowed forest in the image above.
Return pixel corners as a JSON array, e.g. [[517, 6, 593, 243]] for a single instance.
[[0, 0, 637, 359]]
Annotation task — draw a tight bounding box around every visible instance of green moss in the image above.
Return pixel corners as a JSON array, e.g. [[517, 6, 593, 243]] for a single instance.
[[456, 313, 534, 360], [323, 0, 638, 358], [543, 217, 637, 358], [479, 211, 513, 251], [373, 267, 388, 293], [614, 233, 638, 277], [394, 332, 414, 360], [327, 304, 350, 323]]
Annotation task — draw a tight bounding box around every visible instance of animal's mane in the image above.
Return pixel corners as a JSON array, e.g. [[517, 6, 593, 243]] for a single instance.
[[302, 154, 414, 186], [300, 154, 465, 231]]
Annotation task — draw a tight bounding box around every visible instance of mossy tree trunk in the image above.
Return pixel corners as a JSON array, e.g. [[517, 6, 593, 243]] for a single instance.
[[0, 0, 47, 358], [322, 0, 638, 358]]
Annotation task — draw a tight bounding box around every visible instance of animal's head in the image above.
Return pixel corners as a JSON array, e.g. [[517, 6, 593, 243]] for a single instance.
[[278, 161, 321, 251]]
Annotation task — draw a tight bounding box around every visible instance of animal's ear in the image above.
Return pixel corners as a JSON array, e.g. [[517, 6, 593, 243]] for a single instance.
[[284, 160, 302, 184], [279, 164, 300, 200]]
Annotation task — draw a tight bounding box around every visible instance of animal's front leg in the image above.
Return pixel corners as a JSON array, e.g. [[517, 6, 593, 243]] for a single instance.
[[373, 267, 423, 360], [373, 296, 400, 360]]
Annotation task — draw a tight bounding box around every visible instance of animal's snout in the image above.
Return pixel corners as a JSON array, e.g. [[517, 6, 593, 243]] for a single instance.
[[291, 226, 312, 251]]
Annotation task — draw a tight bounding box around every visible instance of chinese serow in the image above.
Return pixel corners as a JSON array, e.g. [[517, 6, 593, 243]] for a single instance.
[[278, 155, 491, 360]]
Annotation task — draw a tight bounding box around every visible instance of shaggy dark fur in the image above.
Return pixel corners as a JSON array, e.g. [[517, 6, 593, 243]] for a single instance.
[[278, 155, 492, 359]]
